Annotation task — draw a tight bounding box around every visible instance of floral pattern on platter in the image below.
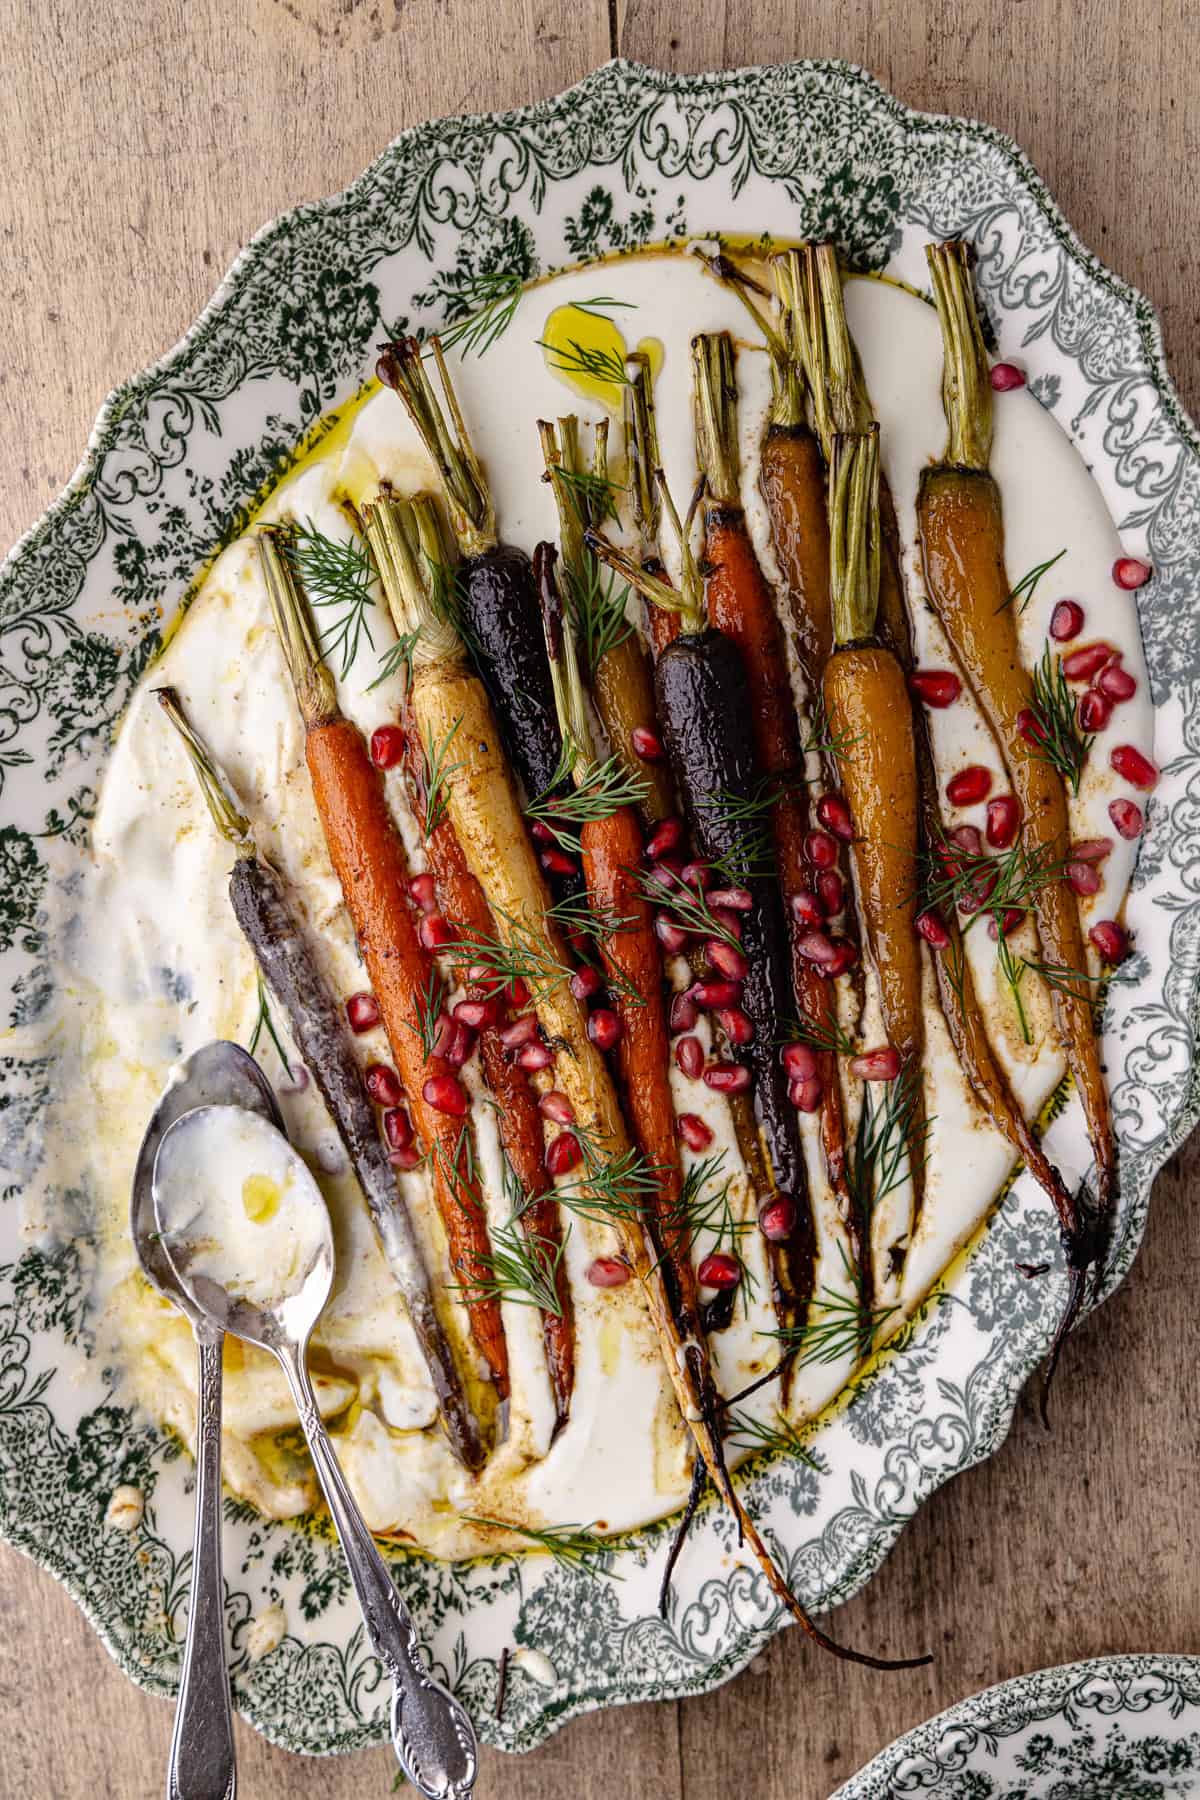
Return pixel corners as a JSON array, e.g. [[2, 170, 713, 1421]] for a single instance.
[[0, 57, 1197, 1757], [834, 1654, 1200, 1798]]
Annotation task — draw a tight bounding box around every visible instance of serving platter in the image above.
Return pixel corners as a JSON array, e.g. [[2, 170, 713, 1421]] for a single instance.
[[1, 56, 1197, 1756], [834, 1655, 1200, 1797]]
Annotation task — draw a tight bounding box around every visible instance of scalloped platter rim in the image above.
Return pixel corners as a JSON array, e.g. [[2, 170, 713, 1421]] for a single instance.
[[2, 55, 1198, 1758]]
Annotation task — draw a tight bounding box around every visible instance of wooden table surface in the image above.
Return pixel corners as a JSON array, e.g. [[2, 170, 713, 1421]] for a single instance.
[[2, 1, 1196, 1793]]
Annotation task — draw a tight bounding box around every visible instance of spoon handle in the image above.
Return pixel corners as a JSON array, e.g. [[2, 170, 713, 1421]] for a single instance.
[[278, 1345, 478, 1799], [169, 1324, 236, 1800]]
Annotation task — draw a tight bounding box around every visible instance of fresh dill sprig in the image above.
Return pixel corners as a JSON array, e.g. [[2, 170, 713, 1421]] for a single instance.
[[846, 1063, 931, 1241], [247, 973, 295, 1081], [543, 1134, 659, 1229], [639, 870, 741, 953], [417, 717, 463, 837], [434, 269, 524, 358], [1026, 645, 1094, 795], [462, 1514, 617, 1579], [536, 337, 632, 388], [724, 1408, 824, 1471], [526, 751, 649, 852], [457, 1216, 569, 1315], [567, 296, 637, 321], [777, 1008, 855, 1059], [367, 629, 423, 693], [408, 965, 449, 1059], [662, 1152, 752, 1261], [999, 547, 1067, 615], [996, 927, 1033, 1046], [283, 520, 376, 678], [565, 557, 635, 676], [801, 693, 861, 763], [920, 825, 1066, 924], [765, 1276, 899, 1368], [444, 907, 574, 998], [552, 462, 625, 526], [1022, 956, 1103, 1007], [710, 824, 775, 887], [431, 1124, 482, 1219]]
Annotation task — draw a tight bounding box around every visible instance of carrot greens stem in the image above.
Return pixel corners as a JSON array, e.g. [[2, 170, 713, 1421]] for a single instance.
[[375, 336, 497, 556], [927, 241, 993, 471], [259, 529, 338, 727], [828, 428, 882, 646]]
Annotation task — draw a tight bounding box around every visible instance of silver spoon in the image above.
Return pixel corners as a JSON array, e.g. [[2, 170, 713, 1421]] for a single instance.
[[152, 1103, 479, 1799], [132, 1041, 283, 1800]]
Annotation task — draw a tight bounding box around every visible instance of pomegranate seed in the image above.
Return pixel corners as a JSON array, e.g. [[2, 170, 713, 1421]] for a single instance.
[[850, 1046, 902, 1081], [680, 861, 712, 891], [950, 825, 984, 856], [713, 908, 744, 941], [466, 962, 493, 987], [985, 795, 1021, 849], [587, 1256, 630, 1289], [706, 938, 749, 980], [507, 977, 531, 1009], [1078, 688, 1112, 733], [369, 724, 406, 769], [816, 792, 854, 841], [1109, 798, 1144, 839], [1017, 707, 1046, 745], [538, 1090, 574, 1125], [1067, 860, 1102, 897], [804, 829, 838, 869], [678, 1113, 714, 1152], [946, 765, 992, 807], [655, 913, 689, 953], [388, 1143, 423, 1171], [518, 1042, 554, 1072], [707, 886, 752, 912], [1110, 744, 1158, 790], [645, 817, 684, 860], [418, 913, 454, 951], [529, 819, 557, 846], [545, 1131, 582, 1177], [824, 937, 858, 977], [429, 1012, 457, 1059], [669, 992, 699, 1033], [675, 1036, 704, 1079], [989, 361, 1026, 391], [365, 1063, 403, 1107], [444, 1022, 475, 1068], [1050, 600, 1085, 642], [782, 1042, 819, 1080], [716, 1006, 754, 1047], [587, 1009, 623, 1051], [909, 669, 962, 708], [758, 1195, 795, 1243], [569, 965, 603, 1001], [540, 847, 578, 878], [499, 1012, 540, 1049], [453, 997, 498, 1030], [407, 872, 438, 911], [1063, 642, 1116, 682], [1098, 661, 1137, 702], [1071, 837, 1113, 864], [987, 908, 1025, 939], [789, 1075, 824, 1112], [1112, 556, 1151, 590], [796, 930, 837, 967], [689, 979, 743, 1009], [703, 1063, 751, 1094], [631, 725, 664, 762], [382, 1107, 413, 1151], [817, 871, 845, 915], [916, 909, 950, 949], [1089, 919, 1130, 963], [422, 1073, 468, 1117], [697, 1252, 741, 1289], [648, 858, 683, 891], [346, 992, 380, 1034], [791, 889, 825, 928]]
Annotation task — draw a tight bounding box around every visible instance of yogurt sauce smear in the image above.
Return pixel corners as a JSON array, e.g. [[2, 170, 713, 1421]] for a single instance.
[[38, 250, 1144, 1556]]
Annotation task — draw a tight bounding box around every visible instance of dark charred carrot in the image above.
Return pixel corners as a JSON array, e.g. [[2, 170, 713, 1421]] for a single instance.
[[156, 688, 487, 1473], [258, 531, 509, 1423], [400, 713, 575, 1432], [917, 241, 1113, 1281], [821, 430, 929, 1266]]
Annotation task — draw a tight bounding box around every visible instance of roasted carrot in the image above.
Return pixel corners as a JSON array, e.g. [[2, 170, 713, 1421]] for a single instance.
[[821, 430, 928, 1266], [692, 330, 862, 1311], [258, 530, 509, 1426], [155, 688, 487, 1472], [917, 241, 1114, 1270], [399, 708, 575, 1433], [367, 492, 926, 1671]]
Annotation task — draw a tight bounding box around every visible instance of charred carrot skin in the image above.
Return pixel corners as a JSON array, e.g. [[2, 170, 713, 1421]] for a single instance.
[[758, 424, 834, 694], [401, 722, 575, 1431], [304, 716, 509, 1401]]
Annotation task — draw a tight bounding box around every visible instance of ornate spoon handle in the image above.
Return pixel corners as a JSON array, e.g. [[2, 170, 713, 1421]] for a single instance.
[[275, 1342, 478, 1799], [169, 1323, 236, 1800]]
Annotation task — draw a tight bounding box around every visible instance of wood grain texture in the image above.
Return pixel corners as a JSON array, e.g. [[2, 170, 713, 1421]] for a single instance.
[[1, 1, 1197, 1794]]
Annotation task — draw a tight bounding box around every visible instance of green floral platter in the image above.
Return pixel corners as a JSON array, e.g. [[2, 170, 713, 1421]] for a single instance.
[[834, 1655, 1200, 1797], [1, 56, 1197, 1758]]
